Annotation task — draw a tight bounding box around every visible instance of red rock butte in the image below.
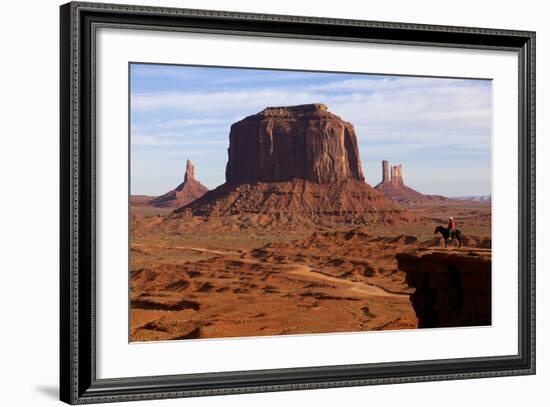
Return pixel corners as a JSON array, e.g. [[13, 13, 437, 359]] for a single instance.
[[225, 103, 365, 184], [149, 160, 209, 208], [175, 104, 412, 225], [375, 160, 448, 204]]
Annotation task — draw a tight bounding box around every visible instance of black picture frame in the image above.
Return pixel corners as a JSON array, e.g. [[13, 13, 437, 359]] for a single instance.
[[60, 1, 536, 404]]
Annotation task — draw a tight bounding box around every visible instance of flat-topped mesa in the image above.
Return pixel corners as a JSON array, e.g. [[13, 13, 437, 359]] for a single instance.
[[225, 104, 365, 184], [173, 108, 416, 226]]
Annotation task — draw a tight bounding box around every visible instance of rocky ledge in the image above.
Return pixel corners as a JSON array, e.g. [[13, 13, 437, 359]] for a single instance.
[[396, 248, 491, 328]]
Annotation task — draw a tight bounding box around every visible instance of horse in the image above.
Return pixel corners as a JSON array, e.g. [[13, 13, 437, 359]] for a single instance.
[[434, 225, 463, 248]]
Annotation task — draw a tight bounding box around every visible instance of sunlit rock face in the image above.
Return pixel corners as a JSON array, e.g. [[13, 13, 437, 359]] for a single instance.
[[225, 104, 365, 184]]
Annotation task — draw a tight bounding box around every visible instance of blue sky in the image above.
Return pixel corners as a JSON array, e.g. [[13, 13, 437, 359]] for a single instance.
[[130, 63, 492, 197]]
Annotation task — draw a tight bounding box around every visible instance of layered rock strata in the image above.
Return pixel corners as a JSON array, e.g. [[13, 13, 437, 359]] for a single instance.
[[225, 104, 364, 184], [396, 248, 491, 328], [174, 104, 411, 225]]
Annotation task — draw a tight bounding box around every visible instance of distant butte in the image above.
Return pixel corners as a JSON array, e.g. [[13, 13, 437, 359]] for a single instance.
[[149, 160, 208, 208], [375, 160, 448, 204], [174, 104, 412, 225]]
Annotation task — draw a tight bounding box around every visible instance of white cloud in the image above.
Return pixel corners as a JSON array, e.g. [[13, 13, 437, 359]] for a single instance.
[[131, 89, 327, 114], [131, 79, 491, 149], [156, 118, 229, 128], [131, 74, 492, 195], [131, 133, 228, 147]]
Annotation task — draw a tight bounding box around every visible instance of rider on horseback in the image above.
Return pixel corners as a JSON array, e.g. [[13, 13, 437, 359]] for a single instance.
[[447, 216, 456, 241]]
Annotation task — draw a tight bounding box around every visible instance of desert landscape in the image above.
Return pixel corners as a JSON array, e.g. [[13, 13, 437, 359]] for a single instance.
[[129, 103, 492, 342]]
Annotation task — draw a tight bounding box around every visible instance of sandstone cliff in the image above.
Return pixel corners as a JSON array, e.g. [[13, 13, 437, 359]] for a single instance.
[[396, 248, 491, 328], [174, 105, 412, 226], [150, 160, 208, 208], [225, 104, 364, 184]]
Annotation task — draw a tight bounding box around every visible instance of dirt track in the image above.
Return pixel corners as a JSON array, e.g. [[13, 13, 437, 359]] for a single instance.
[[129, 201, 491, 342]]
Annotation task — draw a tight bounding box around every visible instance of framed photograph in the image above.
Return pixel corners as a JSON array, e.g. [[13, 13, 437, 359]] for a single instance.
[[60, 1, 535, 404]]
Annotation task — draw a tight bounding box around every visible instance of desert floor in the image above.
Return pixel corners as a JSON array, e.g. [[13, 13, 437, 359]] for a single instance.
[[129, 201, 491, 342]]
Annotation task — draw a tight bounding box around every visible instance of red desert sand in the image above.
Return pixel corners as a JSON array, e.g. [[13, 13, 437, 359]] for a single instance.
[[130, 104, 492, 342]]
